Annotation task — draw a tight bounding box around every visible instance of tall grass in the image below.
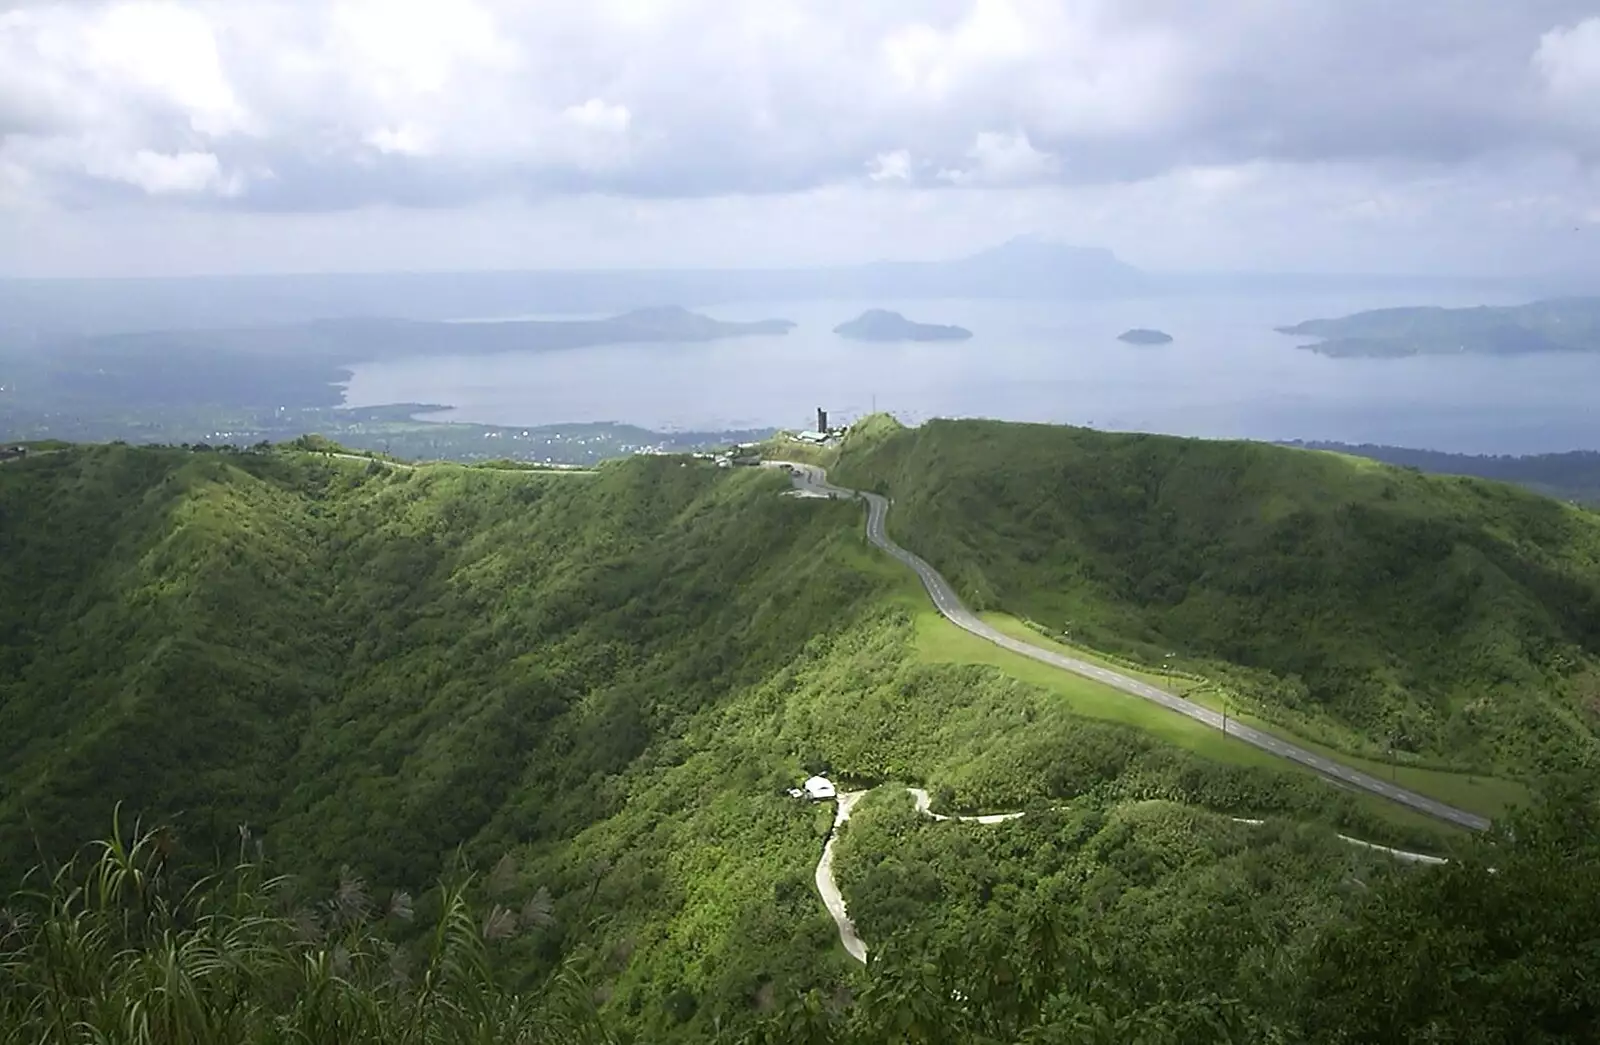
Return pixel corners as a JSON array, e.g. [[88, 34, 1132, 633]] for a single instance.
[[0, 808, 613, 1045]]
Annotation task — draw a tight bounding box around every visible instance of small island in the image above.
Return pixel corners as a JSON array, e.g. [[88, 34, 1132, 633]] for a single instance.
[[1117, 328, 1173, 345], [833, 309, 973, 342]]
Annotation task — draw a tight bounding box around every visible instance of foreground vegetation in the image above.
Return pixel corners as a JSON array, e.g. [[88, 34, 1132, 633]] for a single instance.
[[5, 782, 1597, 1044], [5, 430, 1600, 1039], [0, 441, 1413, 1036]]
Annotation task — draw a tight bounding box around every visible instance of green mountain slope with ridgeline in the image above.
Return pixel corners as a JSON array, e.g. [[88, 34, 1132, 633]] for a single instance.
[[834, 417, 1600, 781], [3, 427, 1600, 1042]]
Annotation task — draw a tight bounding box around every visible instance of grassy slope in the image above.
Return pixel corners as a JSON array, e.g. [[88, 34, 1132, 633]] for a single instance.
[[975, 612, 1529, 820], [833, 416, 1600, 783]]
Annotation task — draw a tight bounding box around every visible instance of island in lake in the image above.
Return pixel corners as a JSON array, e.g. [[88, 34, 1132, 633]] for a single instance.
[[1117, 328, 1173, 345], [1276, 297, 1600, 358], [833, 309, 973, 342]]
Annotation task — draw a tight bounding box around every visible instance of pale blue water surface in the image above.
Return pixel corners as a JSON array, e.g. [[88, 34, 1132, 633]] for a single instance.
[[340, 292, 1600, 454]]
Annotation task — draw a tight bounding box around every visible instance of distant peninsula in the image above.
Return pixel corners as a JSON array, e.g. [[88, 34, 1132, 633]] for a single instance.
[[1117, 328, 1173, 345], [34, 306, 798, 413], [833, 309, 973, 342], [1276, 297, 1600, 358]]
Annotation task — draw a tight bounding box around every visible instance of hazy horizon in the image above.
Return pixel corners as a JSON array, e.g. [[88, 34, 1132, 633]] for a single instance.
[[0, 235, 1588, 284]]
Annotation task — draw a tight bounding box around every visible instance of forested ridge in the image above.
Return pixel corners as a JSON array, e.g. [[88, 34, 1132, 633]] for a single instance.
[[834, 416, 1600, 779], [2, 437, 1598, 1041]]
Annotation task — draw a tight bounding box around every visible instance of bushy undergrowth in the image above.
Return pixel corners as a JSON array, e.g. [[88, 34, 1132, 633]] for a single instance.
[[0, 810, 612, 1045]]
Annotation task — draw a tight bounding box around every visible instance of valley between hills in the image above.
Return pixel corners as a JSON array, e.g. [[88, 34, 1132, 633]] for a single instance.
[[2, 417, 1598, 1043]]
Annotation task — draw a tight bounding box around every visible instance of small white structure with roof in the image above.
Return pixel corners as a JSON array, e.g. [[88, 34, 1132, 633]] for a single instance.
[[803, 775, 837, 800]]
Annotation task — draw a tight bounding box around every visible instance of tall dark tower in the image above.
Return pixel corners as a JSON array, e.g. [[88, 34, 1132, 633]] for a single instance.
[[816, 407, 828, 433]]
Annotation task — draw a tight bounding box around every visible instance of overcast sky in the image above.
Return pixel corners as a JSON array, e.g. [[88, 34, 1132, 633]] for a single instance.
[[1, 0, 1598, 278]]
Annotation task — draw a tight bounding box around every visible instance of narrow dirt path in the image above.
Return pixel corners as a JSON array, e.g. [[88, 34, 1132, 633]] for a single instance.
[[814, 789, 1451, 964], [814, 791, 869, 964]]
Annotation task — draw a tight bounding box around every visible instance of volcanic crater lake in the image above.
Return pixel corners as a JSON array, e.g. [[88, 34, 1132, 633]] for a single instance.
[[340, 292, 1600, 454]]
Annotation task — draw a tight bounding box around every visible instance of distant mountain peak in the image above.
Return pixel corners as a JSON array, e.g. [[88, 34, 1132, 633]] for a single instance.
[[966, 236, 1124, 266]]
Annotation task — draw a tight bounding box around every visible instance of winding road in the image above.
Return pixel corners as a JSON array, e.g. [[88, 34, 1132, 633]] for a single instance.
[[770, 461, 1491, 834], [814, 786, 1448, 965]]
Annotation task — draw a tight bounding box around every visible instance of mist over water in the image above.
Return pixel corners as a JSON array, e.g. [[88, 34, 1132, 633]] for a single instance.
[[340, 292, 1600, 455]]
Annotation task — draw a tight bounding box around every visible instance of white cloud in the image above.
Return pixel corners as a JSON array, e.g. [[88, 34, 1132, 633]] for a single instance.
[[866, 149, 913, 182], [364, 124, 433, 157], [328, 0, 516, 102], [82, 1, 250, 136], [87, 148, 240, 195], [1535, 17, 1600, 103], [563, 99, 630, 135], [0, 0, 1598, 277], [939, 130, 1058, 185], [883, 0, 1037, 100]]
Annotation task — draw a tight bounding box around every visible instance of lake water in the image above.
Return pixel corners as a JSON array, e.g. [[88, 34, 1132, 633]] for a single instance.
[[339, 292, 1600, 454]]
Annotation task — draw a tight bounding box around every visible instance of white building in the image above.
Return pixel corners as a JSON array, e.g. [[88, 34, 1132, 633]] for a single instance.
[[803, 775, 837, 800]]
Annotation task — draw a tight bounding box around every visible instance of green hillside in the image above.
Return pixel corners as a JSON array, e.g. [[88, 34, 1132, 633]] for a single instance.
[[833, 417, 1600, 780], [4, 438, 1600, 1041]]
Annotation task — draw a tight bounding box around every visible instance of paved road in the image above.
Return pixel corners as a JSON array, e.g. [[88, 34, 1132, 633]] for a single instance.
[[814, 786, 1449, 965], [771, 461, 1491, 834]]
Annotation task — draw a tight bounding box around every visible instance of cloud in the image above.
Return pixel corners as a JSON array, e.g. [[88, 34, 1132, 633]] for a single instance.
[[939, 130, 1059, 185], [364, 124, 432, 158], [866, 149, 912, 182], [87, 148, 239, 195], [0, 0, 1597, 247], [82, 1, 251, 136], [1535, 17, 1600, 137]]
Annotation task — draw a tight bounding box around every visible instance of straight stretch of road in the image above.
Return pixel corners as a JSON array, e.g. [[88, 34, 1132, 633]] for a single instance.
[[771, 461, 1491, 834]]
